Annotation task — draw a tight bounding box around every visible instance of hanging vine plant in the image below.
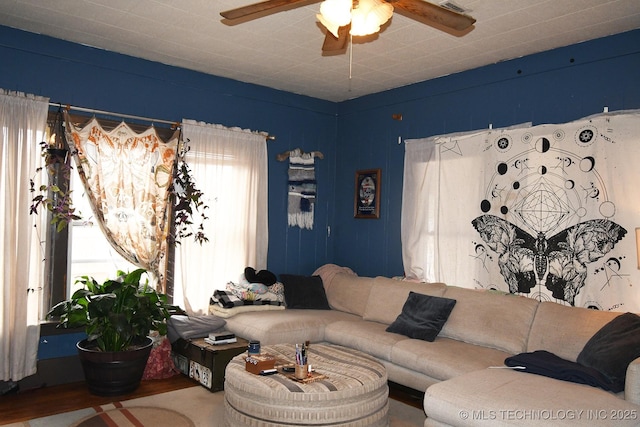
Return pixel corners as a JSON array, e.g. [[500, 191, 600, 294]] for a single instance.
[[29, 109, 81, 231], [170, 141, 209, 245]]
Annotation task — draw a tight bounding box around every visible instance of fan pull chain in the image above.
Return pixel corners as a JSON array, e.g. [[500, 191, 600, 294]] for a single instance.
[[348, 33, 353, 92], [349, 34, 353, 79]]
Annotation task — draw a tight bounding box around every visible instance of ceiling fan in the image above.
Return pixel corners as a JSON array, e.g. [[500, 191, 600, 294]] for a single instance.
[[221, 0, 476, 53]]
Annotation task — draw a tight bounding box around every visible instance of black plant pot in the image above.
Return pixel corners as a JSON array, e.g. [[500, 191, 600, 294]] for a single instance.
[[77, 337, 153, 396]]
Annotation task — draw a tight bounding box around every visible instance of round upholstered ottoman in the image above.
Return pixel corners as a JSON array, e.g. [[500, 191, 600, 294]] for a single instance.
[[224, 343, 389, 426]]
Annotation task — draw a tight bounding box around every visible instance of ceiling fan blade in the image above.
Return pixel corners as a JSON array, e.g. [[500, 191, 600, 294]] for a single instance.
[[389, 0, 475, 31], [322, 25, 350, 52], [221, 0, 313, 20]]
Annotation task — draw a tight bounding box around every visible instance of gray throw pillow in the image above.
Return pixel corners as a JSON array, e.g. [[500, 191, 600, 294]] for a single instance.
[[386, 291, 456, 342], [577, 312, 640, 391]]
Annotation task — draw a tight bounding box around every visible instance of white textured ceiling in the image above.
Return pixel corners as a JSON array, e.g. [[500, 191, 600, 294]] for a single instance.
[[1, 0, 639, 102]]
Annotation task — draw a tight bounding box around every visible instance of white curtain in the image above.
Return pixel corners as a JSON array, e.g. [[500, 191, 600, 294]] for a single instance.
[[402, 111, 640, 312], [176, 120, 268, 315], [0, 89, 48, 381]]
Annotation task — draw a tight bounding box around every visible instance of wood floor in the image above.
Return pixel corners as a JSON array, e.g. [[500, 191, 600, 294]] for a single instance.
[[0, 376, 423, 425], [0, 375, 196, 425]]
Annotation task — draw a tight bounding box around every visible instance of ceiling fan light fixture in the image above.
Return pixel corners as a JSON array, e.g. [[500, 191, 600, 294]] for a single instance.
[[317, 13, 343, 38], [350, 0, 393, 36], [318, 0, 352, 36], [223, 0, 476, 55]]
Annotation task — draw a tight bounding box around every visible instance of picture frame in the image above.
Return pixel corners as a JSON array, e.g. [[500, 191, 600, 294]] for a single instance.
[[354, 168, 381, 219]]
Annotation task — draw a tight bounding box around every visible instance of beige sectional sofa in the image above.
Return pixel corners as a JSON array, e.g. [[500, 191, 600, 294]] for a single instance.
[[221, 265, 640, 426]]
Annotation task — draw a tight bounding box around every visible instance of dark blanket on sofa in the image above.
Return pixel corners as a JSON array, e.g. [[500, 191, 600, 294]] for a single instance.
[[505, 350, 621, 392]]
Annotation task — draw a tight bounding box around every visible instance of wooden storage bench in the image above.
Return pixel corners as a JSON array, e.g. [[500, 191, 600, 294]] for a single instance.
[[172, 337, 249, 392]]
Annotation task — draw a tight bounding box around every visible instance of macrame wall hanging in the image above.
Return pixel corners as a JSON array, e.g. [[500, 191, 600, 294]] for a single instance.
[[277, 148, 324, 230]]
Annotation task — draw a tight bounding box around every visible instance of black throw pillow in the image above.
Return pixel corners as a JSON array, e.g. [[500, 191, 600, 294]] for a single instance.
[[577, 312, 640, 391], [244, 267, 277, 286], [280, 274, 330, 310], [386, 292, 456, 342]]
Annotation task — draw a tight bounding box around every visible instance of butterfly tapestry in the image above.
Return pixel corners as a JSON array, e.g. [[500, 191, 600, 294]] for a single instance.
[[472, 214, 626, 306]]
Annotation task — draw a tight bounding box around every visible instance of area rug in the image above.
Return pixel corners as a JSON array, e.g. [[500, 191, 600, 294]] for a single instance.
[[12, 385, 426, 426], [72, 406, 193, 427]]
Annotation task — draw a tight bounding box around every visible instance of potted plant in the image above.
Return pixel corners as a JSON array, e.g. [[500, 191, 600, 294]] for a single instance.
[[46, 268, 179, 396]]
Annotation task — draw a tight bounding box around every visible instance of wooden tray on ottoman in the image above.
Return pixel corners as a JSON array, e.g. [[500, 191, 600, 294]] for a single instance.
[[279, 369, 328, 383]]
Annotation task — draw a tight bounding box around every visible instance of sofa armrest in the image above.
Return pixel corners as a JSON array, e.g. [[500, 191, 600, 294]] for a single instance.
[[625, 357, 640, 405]]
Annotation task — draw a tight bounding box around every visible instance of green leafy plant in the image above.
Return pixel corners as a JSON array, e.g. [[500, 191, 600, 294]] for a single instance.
[[30, 108, 81, 231], [46, 269, 178, 352], [170, 142, 209, 245], [29, 142, 81, 232]]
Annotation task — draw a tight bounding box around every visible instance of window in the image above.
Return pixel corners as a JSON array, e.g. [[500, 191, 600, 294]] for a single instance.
[[43, 113, 175, 312], [173, 121, 268, 314], [43, 114, 267, 316], [67, 165, 137, 297]]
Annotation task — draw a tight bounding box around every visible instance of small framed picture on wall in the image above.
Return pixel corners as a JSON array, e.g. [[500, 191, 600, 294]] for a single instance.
[[354, 168, 381, 219]]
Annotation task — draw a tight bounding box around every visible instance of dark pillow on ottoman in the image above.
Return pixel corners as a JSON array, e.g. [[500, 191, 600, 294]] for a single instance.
[[280, 274, 330, 310], [577, 312, 640, 391], [386, 291, 456, 342]]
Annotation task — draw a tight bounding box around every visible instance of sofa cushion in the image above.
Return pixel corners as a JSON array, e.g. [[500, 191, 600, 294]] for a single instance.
[[312, 264, 357, 292], [577, 312, 640, 392], [324, 319, 407, 362], [440, 286, 539, 354], [391, 337, 511, 382], [325, 273, 375, 317], [424, 368, 640, 427], [280, 274, 330, 310], [626, 358, 640, 406], [527, 302, 621, 361], [224, 309, 359, 344], [363, 277, 447, 325], [386, 292, 456, 342]]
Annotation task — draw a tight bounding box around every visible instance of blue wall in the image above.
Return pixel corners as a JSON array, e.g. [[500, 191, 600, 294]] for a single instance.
[[0, 25, 338, 278], [333, 29, 640, 277], [2, 26, 639, 281]]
